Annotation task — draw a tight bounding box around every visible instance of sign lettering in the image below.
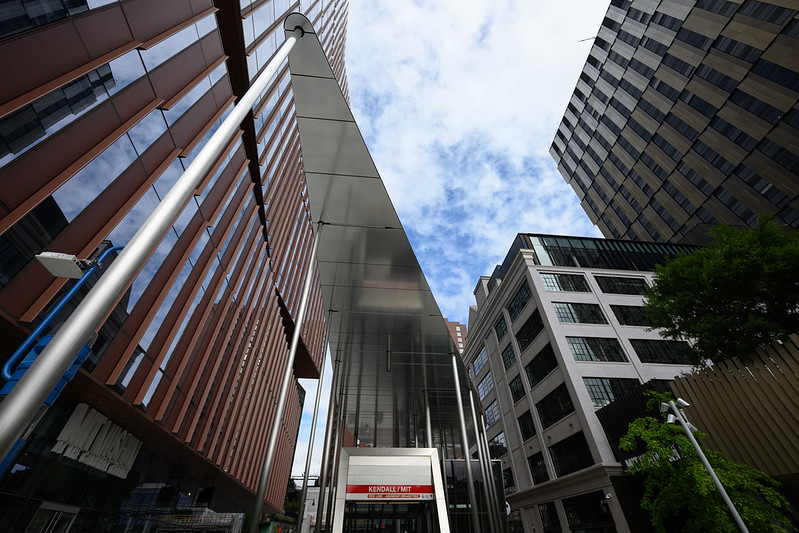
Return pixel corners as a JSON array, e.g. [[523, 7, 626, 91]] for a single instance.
[[52, 403, 142, 478]]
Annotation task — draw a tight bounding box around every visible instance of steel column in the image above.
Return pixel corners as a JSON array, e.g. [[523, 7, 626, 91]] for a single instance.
[[314, 356, 341, 533], [469, 390, 498, 533], [451, 353, 482, 533], [424, 390, 433, 448], [249, 221, 323, 532], [295, 325, 330, 533], [479, 410, 504, 533]]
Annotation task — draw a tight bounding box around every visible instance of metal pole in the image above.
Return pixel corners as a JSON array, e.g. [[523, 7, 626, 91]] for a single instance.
[[451, 353, 482, 533], [479, 410, 503, 533], [424, 390, 433, 448], [324, 385, 346, 532], [0, 28, 305, 462], [297, 338, 330, 533], [314, 357, 341, 533], [668, 401, 749, 533], [249, 222, 323, 533], [468, 390, 497, 533]]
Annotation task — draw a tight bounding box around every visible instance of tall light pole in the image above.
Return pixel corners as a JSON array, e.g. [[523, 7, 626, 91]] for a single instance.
[[661, 399, 749, 533]]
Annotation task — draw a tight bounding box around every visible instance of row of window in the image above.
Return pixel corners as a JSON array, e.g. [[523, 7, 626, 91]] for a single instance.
[[484, 334, 688, 409], [542, 272, 649, 295]]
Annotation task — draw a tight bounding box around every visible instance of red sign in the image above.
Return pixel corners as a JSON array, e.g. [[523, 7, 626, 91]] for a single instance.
[[345, 485, 435, 501]]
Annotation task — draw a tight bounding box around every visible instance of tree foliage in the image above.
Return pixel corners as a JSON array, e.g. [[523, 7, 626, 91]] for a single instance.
[[619, 391, 791, 533], [644, 217, 799, 365]]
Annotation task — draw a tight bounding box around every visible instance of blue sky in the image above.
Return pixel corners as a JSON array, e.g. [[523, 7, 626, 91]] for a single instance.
[[292, 0, 610, 477]]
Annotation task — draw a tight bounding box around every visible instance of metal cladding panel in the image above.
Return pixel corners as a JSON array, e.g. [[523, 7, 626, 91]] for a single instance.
[[285, 13, 473, 447]]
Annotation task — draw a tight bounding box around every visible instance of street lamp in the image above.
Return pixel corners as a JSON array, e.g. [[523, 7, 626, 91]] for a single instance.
[[660, 399, 749, 533], [0, 245, 122, 474], [1, 246, 123, 382]]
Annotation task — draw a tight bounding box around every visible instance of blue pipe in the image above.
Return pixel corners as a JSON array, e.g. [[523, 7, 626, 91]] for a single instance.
[[2, 246, 124, 382]]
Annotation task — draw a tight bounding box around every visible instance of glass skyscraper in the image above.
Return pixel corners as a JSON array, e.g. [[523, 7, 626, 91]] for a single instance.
[[0, 1, 347, 529], [551, 0, 799, 244]]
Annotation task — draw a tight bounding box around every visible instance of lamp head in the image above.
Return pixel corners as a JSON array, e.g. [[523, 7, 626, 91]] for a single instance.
[[676, 398, 690, 408], [660, 402, 670, 413], [666, 414, 677, 425]]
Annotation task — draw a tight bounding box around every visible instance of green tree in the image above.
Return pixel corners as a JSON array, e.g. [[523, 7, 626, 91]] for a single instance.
[[619, 391, 792, 533], [644, 217, 799, 365]]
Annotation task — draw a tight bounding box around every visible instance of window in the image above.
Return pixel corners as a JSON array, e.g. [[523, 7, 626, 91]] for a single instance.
[[509, 375, 526, 403], [488, 432, 508, 458], [552, 302, 608, 324], [478, 371, 494, 400], [501, 344, 516, 370], [594, 275, 648, 295], [473, 346, 488, 375], [739, 0, 797, 25], [539, 502, 563, 533], [515, 309, 545, 352], [518, 411, 536, 441], [630, 339, 694, 364], [495, 316, 508, 341], [540, 273, 590, 292], [567, 337, 628, 362], [562, 490, 616, 530], [583, 377, 640, 407], [525, 344, 559, 388], [528, 452, 550, 484], [536, 383, 575, 428], [485, 400, 500, 429], [507, 280, 533, 321], [611, 305, 652, 326], [504, 468, 517, 495], [549, 431, 595, 477], [696, 0, 739, 17]]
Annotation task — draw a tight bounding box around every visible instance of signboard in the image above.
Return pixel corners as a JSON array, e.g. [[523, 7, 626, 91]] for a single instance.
[[344, 454, 435, 502], [345, 484, 435, 501], [51, 403, 142, 478]]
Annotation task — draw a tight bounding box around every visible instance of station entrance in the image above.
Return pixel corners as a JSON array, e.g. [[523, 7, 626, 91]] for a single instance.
[[342, 501, 440, 532], [331, 448, 450, 533]]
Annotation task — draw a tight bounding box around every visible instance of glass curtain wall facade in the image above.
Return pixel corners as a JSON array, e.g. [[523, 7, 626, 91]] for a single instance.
[[550, 0, 799, 244], [0, 0, 347, 529], [465, 233, 696, 532]]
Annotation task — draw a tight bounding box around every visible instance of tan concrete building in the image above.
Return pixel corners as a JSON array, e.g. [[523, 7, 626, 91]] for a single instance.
[[444, 318, 467, 354], [464, 234, 697, 532]]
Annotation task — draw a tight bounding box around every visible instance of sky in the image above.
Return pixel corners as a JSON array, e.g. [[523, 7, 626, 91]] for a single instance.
[[291, 0, 610, 478]]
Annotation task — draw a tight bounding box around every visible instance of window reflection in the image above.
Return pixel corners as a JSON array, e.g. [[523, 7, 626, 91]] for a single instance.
[[251, 1, 276, 44], [0, 0, 91, 39], [139, 260, 193, 350], [0, 48, 145, 170], [52, 134, 138, 221], [139, 14, 216, 71], [127, 109, 168, 155]]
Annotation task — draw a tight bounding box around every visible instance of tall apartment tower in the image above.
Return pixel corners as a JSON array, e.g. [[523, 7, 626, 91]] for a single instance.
[[465, 234, 696, 532], [550, 0, 799, 244], [0, 1, 347, 530]]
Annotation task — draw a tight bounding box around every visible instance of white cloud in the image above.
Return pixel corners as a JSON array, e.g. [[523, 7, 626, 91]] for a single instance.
[[292, 0, 609, 476], [345, 0, 607, 324]]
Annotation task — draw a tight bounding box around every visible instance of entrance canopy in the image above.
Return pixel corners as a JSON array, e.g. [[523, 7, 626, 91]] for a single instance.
[[284, 14, 473, 449]]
